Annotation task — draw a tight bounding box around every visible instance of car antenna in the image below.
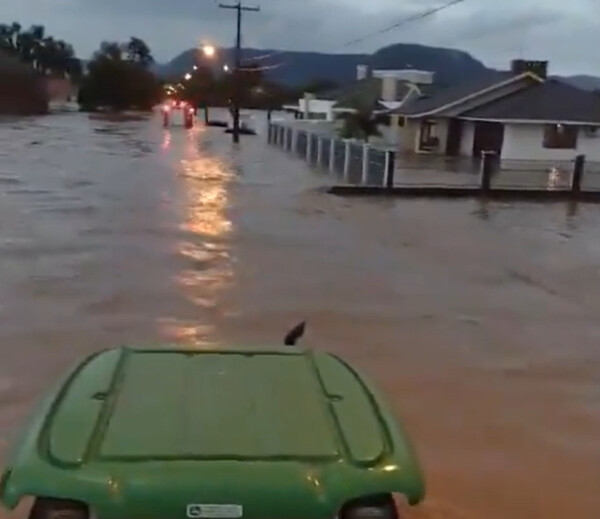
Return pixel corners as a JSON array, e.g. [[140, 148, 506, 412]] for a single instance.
[[284, 321, 306, 346]]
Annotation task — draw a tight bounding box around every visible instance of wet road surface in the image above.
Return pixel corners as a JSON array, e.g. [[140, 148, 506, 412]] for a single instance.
[[0, 110, 599, 519]]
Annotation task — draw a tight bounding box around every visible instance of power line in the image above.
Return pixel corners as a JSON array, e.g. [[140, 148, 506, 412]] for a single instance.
[[340, 0, 470, 48], [234, 0, 472, 75], [248, 51, 282, 61]]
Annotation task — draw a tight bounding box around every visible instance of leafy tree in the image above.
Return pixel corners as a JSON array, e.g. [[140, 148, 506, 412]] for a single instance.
[[77, 38, 161, 112], [0, 22, 80, 79], [98, 41, 123, 61], [303, 78, 339, 95], [126, 37, 154, 68], [0, 53, 47, 114]]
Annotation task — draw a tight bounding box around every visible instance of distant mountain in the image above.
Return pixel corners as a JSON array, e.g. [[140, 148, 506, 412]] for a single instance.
[[154, 48, 368, 86], [155, 43, 600, 92], [154, 43, 490, 87], [369, 43, 488, 85], [560, 75, 600, 91]]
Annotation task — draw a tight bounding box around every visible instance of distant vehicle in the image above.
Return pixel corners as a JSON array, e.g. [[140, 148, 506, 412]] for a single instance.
[[162, 99, 195, 129], [0, 345, 425, 519]]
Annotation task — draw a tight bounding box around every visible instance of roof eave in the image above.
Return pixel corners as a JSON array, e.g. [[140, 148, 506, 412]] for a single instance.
[[460, 116, 600, 126], [395, 71, 544, 119]]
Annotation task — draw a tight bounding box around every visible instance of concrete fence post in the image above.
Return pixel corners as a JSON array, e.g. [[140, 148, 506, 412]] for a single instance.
[[317, 136, 323, 167], [306, 132, 313, 162], [361, 143, 370, 185], [343, 140, 351, 181], [383, 150, 396, 189], [480, 151, 495, 193], [329, 138, 336, 172], [292, 129, 298, 154], [571, 154, 586, 195], [280, 126, 285, 148]]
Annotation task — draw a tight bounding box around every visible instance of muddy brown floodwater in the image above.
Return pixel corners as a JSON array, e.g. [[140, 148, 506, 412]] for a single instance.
[[0, 110, 599, 519]]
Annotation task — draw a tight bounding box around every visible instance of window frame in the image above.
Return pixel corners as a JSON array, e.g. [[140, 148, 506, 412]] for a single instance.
[[543, 123, 578, 149]]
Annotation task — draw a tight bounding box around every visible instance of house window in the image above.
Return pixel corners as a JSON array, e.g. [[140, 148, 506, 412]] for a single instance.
[[419, 119, 439, 150], [543, 124, 578, 149], [378, 114, 391, 127]]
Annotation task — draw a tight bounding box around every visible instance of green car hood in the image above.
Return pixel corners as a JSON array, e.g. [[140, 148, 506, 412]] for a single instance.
[[1, 347, 425, 519]]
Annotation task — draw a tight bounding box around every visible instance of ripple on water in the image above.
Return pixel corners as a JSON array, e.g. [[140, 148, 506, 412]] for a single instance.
[[31, 204, 98, 216], [5, 188, 54, 195], [0, 176, 22, 185], [63, 179, 95, 189]]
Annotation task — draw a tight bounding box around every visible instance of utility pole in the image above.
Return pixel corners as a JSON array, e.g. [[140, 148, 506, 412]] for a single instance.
[[219, 1, 260, 143]]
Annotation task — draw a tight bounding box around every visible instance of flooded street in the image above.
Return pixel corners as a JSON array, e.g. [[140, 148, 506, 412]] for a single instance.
[[0, 110, 599, 519]]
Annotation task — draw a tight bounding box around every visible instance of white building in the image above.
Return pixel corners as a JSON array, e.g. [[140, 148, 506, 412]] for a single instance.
[[391, 60, 600, 166], [285, 65, 434, 126]]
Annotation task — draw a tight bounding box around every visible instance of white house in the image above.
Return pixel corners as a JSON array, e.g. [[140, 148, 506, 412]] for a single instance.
[[390, 60, 600, 166], [285, 65, 434, 126]]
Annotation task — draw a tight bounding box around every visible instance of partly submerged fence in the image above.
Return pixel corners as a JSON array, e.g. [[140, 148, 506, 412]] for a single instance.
[[267, 122, 396, 187], [268, 122, 600, 193]]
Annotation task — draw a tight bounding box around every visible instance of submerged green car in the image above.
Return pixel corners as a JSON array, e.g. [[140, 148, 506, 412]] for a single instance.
[[1, 347, 425, 519]]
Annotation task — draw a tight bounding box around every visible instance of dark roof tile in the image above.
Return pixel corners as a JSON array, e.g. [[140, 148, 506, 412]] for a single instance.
[[460, 79, 600, 123], [393, 71, 515, 116]]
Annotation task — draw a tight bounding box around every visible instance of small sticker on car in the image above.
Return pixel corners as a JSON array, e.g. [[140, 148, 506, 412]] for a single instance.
[[187, 504, 243, 518]]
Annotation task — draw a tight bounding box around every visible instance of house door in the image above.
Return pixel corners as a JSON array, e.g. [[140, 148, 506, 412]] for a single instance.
[[472, 121, 504, 157], [445, 118, 463, 156]]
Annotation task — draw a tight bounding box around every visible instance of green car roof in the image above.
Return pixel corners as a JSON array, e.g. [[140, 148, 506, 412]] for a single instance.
[[1, 347, 425, 519]]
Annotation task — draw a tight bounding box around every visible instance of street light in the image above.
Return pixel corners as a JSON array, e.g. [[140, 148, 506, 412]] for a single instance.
[[184, 73, 192, 81], [223, 64, 230, 72], [193, 65, 198, 71], [202, 45, 216, 58]]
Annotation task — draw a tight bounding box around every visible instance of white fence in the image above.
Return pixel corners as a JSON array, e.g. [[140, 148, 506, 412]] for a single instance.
[[267, 122, 396, 187]]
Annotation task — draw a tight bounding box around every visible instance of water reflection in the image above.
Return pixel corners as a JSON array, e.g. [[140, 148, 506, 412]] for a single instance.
[[161, 130, 171, 151], [179, 129, 233, 238], [158, 318, 219, 348], [167, 125, 235, 343]]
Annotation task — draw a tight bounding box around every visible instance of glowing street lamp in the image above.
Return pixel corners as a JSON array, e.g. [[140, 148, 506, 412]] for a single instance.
[[184, 73, 192, 81], [202, 45, 216, 58], [193, 65, 198, 71], [223, 64, 230, 72]]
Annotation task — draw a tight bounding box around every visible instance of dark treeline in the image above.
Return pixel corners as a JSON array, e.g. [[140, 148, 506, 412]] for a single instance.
[[174, 63, 338, 116], [78, 38, 162, 112], [0, 22, 81, 79], [1, 23, 342, 115], [0, 22, 82, 114]]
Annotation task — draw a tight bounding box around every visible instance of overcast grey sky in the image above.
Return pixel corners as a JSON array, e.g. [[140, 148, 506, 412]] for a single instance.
[[2, 0, 599, 75]]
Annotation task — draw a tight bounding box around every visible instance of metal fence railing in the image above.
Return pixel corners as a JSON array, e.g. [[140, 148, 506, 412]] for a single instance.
[[267, 122, 600, 192], [267, 122, 396, 187]]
